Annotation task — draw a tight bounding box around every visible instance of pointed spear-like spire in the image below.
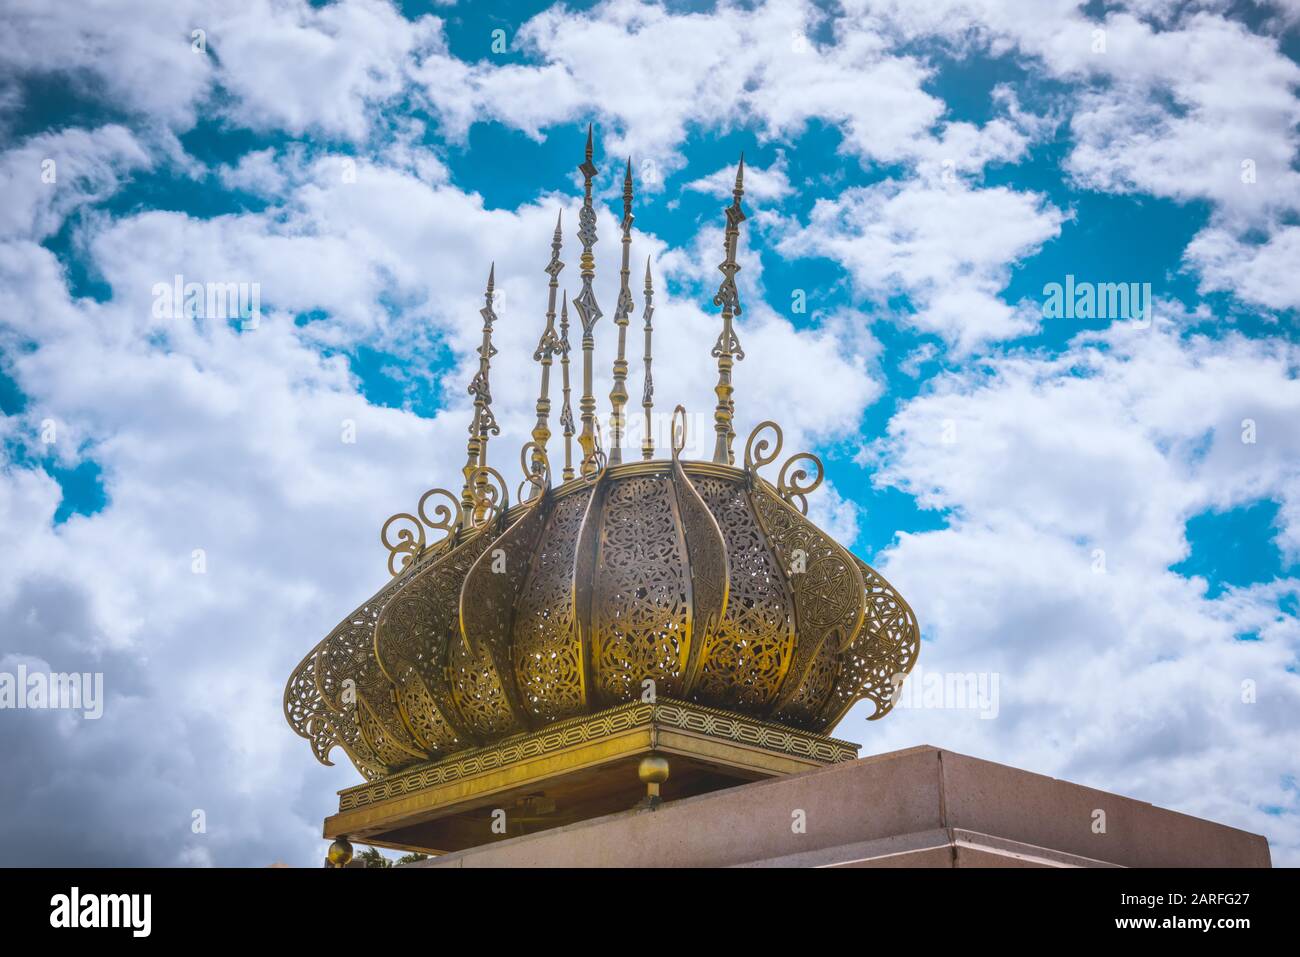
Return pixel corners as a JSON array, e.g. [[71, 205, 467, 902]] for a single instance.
[[607, 156, 635, 465], [463, 263, 501, 525], [641, 256, 656, 461], [558, 291, 576, 482], [572, 124, 604, 476], [531, 211, 565, 478], [710, 154, 746, 465]]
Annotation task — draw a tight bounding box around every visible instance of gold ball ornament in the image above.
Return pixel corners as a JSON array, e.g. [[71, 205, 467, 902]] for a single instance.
[[327, 837, 354, 867], [638, 755, 670, 785]]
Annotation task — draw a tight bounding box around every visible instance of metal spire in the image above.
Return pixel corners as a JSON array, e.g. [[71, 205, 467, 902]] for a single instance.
[[463, 263, 501, 526], [608, 157, 635, 465], [531, 210, 565, 478], [558, 292, 576, 482], [641, 256, 656, 461], [710, 154, 746, 465], [573, 124, 604, 476]]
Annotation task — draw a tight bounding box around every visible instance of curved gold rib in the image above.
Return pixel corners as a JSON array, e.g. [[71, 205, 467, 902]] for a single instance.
[[819, 555, 921, 728], [570, 469, 607, 711], [373, 525, 496, 759], [451, 492, 549, 736], [284, 645, 382, 778], [671, 407, 730, 697]]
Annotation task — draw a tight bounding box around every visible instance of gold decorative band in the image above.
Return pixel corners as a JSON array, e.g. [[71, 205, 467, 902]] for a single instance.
[[337, 698, 859, 812]]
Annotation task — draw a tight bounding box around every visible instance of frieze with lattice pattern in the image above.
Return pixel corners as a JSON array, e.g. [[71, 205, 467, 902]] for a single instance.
[[336, 700, 858, 811]]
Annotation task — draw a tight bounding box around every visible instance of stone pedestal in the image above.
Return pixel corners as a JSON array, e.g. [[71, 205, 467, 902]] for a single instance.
[[407, 745, 1271, 868]]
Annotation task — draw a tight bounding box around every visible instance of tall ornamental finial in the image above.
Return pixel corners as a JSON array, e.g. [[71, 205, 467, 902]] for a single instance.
[[710, 154, 746, 465], [641, 257, 656, 461], [573, 124, 604, 476], [532, 211, 565, 477], [558, 291, 576, 481], [607, 157, 635, 465], [463, 263, 501, 526]]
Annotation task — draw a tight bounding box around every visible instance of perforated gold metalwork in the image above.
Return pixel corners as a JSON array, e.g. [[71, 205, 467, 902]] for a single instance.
[[513, 486, 594, 722], [690, 474, 796, 711], [373, 528, 495, 758], [591, 472, 693, 703], [820, 555, 921, 726], [750, 478, 867, 728], [449, 502, 544, 737]]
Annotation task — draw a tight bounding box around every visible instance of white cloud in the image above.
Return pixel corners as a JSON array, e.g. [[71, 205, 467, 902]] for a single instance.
[[0, 126, 151, 241], [212, 0, 444, 140], [0, 0, 216, 129], [1185, 224, 1300, 312], [777, 178, 1066, 351], [850, 317, 1300, 863], [683, 153, 791, 202]]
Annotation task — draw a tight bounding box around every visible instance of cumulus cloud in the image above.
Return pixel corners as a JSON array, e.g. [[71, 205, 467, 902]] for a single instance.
[[849, 317, 1300, 862], [776, 178, 1066, 351]]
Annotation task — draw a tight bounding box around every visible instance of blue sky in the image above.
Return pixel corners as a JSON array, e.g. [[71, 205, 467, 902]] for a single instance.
[[1, 0, 1299, 866]]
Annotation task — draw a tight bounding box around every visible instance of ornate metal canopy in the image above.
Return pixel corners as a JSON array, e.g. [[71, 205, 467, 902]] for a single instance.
[[284, 130, 920, 854]]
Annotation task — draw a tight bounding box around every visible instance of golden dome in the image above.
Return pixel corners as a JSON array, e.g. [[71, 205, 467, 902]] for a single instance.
[[283, 132, 920, 784]]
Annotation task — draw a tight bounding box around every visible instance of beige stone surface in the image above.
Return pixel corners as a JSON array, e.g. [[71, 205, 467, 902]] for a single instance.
[[408, 745, 1271, 868]]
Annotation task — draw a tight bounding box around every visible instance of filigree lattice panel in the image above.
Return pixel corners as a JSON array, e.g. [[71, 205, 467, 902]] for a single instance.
[[314, 599, 426, 770], [284, 648, 383, 780], [592, 474, 692, 703], [444, 520, 530, 738], [820, 556, 921, 727], [374, 529, 497, 759], [513, 487, 594, 723], [750, 480, 866, 729], [449, 507, 545, 737], [690, 475, 796, 711]]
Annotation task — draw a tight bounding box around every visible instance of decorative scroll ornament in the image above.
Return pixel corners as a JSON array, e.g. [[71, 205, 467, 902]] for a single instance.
[[743, 420, 824, 515], [517, 440, 552, 504], [583, 420, 609, 482], [467, 464, 509, 529], [380, 488, 462, 578]]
